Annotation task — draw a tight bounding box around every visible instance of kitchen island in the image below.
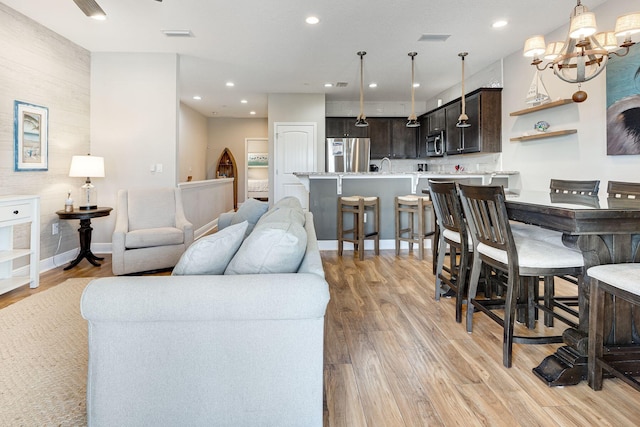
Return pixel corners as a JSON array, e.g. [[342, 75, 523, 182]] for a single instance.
[[294, 171, 520, 246]]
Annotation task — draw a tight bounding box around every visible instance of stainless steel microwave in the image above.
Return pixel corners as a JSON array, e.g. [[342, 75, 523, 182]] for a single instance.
[[426, 130, 445, 157]]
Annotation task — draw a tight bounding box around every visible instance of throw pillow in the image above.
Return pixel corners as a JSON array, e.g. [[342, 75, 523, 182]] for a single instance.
[[224, 221, 307, 275], [230, 198, 269, 235], [172, 221, 248, 275]]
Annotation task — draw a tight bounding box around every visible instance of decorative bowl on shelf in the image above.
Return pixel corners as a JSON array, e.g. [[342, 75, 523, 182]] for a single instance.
[[534, 120, 550, 132]]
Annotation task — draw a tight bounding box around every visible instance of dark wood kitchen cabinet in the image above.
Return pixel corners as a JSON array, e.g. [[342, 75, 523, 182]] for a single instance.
[[368, 118, 391, 158], [326, 117, 369, 138], [368, 118, 418, 159], [419, 87, 502, 156], [427, 108, 446, 133]]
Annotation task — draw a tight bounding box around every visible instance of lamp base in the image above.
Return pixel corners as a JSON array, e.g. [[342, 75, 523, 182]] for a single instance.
[[79, 205, 98, 210]]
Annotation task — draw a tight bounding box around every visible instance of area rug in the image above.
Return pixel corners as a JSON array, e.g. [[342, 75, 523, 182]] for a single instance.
[[0, 278, 91, 426]]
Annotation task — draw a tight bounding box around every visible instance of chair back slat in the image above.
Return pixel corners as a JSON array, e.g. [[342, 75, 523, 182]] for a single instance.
[[458, 184, 515, 257], [428, 181, 465, 236], [550, 179, 600, 195], [607, 181, 640, 199]]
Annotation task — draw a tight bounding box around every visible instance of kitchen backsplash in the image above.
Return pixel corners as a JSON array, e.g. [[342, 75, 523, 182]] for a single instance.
[[370, 153, 501, 173]]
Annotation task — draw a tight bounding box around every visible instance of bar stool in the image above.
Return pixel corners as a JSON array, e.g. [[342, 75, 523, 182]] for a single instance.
[[394, 195, 436, 260], [337, 196, 380, 259], [588, 263, 640, 392]]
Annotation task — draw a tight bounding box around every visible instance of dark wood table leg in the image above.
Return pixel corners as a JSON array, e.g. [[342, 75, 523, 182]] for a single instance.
[[64, 218, 103, 270]]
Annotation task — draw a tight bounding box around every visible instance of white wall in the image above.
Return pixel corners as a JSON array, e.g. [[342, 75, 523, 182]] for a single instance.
[[90, 52, 180, 243], [0, 3, 91, 264], [179, 102, 208, 183], [501, 0, 640, 194]]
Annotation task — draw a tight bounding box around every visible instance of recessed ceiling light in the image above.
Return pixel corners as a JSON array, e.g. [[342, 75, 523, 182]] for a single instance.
[[324, 83, 333, 88], [413, 83, 420, 88], [369, 83, 377, 88], [241, 99, 248, 104], [193, 95, 202, 100], [492, 20, 508, 28], [225, 82, 235, 87], [250, 111, 256, 115], [161, 29, 194, 37], [305, 16, 320, 25]]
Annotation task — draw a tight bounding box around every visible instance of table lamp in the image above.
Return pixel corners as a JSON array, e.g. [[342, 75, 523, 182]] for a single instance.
[[69, 155, 105, 210]]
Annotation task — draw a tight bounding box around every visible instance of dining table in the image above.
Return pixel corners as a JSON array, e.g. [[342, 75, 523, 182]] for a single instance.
[[504, 190, 640, 386]]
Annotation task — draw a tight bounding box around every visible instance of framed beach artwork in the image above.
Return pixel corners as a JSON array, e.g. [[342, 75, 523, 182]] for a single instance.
[[14, 101, 48, 171], [606, 43, 640, 155]]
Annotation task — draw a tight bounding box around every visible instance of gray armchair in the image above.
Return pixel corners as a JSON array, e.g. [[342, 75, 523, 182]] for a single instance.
[[112, 187, 194, 275]]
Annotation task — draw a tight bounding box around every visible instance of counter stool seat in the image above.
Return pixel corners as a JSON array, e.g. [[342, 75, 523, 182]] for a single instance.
[[338, 196, 380, 259], [394, 195, 435, 260], [588, 263, 640, 392]]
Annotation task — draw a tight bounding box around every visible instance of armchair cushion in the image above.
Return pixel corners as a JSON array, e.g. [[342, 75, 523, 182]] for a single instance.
[[172, 221, 248, 275], [125, 227, 185, 249], [127, 188, 177, 231]]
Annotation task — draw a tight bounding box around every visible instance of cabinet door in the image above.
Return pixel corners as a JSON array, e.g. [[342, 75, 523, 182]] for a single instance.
[[344, 120, 369, 138], [445, 101, 462, 154], [326, 118, 346, 138], [460, 92, 480, 154], [391, 119, 418, 158], [369, 118, 391, 159], [418, 116, 429, 158], [429, 109, 446, 133]]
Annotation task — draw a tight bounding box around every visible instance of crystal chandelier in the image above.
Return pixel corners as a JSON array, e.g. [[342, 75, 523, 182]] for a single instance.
[[523, 0, 640, 102]]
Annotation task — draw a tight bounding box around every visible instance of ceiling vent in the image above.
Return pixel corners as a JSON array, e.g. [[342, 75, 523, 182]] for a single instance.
[[418, 34, 451, 42], [162, 29, 194, 37], [335, 82, 348, 88]]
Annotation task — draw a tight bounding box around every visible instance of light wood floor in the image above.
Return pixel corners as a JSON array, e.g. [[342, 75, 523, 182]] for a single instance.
[[2, 251, 640, 426]]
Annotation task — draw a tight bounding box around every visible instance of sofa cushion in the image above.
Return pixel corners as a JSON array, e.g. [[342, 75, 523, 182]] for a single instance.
[[230, 198, 269, 235], [225, 221, 307, 275], [172, 221, 248, 275], [125, 227, 185, 249]]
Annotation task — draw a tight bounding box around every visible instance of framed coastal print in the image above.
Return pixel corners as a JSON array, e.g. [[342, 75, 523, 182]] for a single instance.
[[606, 43, 640, 155], [14, 100, 48, 171]]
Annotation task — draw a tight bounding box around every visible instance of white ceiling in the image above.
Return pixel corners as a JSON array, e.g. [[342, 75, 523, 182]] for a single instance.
[[3, 0, 611, 118]]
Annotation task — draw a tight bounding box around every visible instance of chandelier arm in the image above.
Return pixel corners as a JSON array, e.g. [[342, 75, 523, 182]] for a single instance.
[[609, 47, 631, 58]]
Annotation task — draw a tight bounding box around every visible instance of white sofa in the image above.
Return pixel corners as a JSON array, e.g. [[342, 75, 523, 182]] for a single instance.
[[81, 201, 330, 427]]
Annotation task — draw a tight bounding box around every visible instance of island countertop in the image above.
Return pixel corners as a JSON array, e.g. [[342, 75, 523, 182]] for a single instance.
[[294, 171, 520, 194]]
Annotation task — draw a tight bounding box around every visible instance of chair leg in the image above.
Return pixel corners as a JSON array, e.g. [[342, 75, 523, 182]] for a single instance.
[[395, 199, 401, 256], [357, 200, 365, 260], [466, 255, 483, 333], [544, 276, 555, 327], [374, 199, 380, 255], [434, 235, 447, 300], [503, 273, 520, 368], [455, 248, 469, 323], [418, 203, 425, 260], [588, 279, 606, 390], [337, 202, 343, 256]]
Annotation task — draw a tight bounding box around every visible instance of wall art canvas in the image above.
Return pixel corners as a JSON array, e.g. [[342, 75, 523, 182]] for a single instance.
[[606, 43, 640, 155], [14, 101, 48, 171]]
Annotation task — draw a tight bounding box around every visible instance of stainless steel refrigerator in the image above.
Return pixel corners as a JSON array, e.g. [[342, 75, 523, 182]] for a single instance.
[[326, 138, 371, 172]]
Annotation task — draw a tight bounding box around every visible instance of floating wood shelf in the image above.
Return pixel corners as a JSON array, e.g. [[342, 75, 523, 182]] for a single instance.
[[510, 99, 574, 116], [510, 129, 577, 142]]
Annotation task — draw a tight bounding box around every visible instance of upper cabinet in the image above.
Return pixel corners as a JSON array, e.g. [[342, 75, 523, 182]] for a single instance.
[[420, 87, 502, 156], [326, 117, 418, 159], [326, 117, 369, 138]]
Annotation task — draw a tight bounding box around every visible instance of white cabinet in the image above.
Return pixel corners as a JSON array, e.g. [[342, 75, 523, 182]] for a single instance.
[[0, 195, 40, 294], [245, 138, 269, 200]]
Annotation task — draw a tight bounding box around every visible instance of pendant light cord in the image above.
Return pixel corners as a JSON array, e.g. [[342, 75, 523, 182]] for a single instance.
[[460, 53, 466, 116], [410, 53, 416, 119], [359, 52, 365, 120]]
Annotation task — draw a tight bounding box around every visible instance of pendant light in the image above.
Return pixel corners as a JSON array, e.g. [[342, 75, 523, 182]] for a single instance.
[[456, 52, 471, 128], [406, 52, 420, 128], [355, 51, 368, 127]]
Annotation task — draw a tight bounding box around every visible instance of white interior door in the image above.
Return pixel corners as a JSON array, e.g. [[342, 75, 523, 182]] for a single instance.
[[274, 122, 317, 209]]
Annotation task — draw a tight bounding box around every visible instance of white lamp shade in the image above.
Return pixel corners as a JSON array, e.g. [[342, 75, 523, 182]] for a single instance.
[[569, 12, 597, 39], [69, 155, 105, 178], [615, 13, 640, 37], [544, 41, 566, 60], [523, 36, 546, 57], [594, 32, 618, 51]]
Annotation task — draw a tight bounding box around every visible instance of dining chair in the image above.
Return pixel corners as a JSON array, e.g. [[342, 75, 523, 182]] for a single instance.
[[550, 179, 600, 195], [458, 184, 584, 368], [588, 263, 640, 392], [607, 181, 640, 199], [428, 180, 471, 323]]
